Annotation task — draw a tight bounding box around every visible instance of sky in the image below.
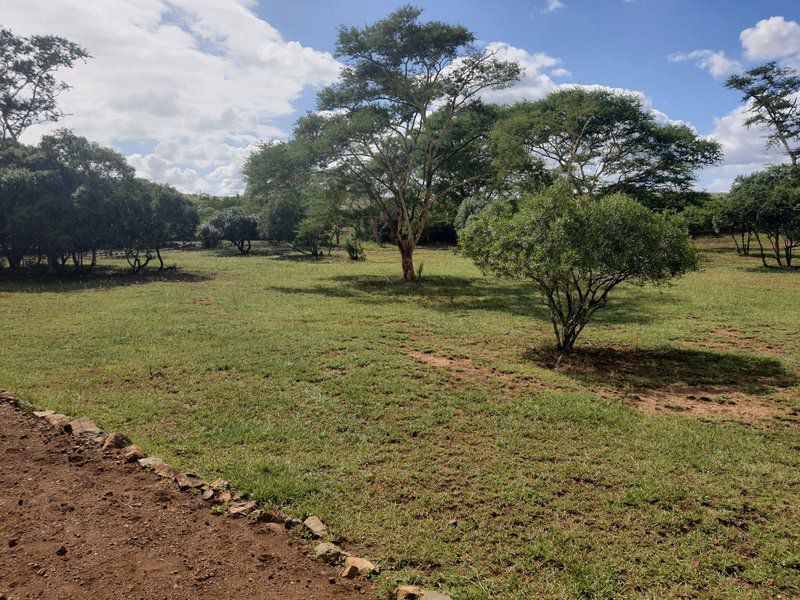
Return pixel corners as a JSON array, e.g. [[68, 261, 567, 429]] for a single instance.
[[1, 0, 799, 196]]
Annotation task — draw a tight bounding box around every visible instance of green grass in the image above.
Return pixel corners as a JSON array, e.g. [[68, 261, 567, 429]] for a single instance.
[[1, 239, 799, 599]]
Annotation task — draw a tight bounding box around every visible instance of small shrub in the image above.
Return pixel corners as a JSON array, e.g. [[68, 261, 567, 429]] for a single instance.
[[344, 238, 366, 261]]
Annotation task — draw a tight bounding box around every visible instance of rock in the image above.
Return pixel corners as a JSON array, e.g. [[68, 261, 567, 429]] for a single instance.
[[55, 545, 67, 556], [43, 413, 70, 429], [209, 479, 229, 491], [121, 445, 145, 463], [216, 491, 234, 502], [0, 391, 17, 401], [395, 587, 453, 600], [175, 472, 205, 489], [201, 489, 215, 501], [264, 522, 285, 534], [33, 410, 55, 418], [303, 515, 328, 538], [247, 509, 270, 523], [228, 500, 257, 516], [341, 556, 378, 579], [15, 399, 34, 411], [285, 518, 303, 529], [314, 542, 349, 564], [138, 456, 162, 468], [101, 432, 131, 451], [64, 417, 102, 437], [154, 462, 179, 480]]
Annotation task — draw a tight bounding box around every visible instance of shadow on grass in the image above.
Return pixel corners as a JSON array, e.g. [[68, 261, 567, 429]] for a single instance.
[[268, 274, 676, 324], [0, 265, 211, 294], [525, 345, 796, 395]]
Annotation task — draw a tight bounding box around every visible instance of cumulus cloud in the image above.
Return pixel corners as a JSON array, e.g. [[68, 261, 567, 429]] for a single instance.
[[479, 42, 561, 103], [698, 104, 790, 192], [740, 16, 800, 63], [2, 0, 341, 195], [668, 49, 741, 77]]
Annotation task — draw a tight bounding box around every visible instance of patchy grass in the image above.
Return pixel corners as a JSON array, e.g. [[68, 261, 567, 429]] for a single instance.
[[1, 238, 798, 599]]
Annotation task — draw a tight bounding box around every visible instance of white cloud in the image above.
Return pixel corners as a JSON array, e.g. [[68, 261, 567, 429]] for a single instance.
[[698, 103, 790, 192], [668, 49, 741, 77], [480, 42, 560, 103], [542, 0, 565, 13], [740, 16, 800, 62], [2, 0, 341, 195]]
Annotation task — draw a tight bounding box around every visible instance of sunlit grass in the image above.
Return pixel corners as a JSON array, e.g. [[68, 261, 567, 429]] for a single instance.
[[1, 238, 798, 599]]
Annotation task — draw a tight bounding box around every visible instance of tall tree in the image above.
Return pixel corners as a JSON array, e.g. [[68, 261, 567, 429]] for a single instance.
[[0, 27, 90, 142], [726, 62, 800, 165], [492, 88, 721, 198], [312, 5, 520, 280]]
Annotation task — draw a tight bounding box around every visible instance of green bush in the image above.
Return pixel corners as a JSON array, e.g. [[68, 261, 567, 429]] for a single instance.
[[344, 238, 366, 261]]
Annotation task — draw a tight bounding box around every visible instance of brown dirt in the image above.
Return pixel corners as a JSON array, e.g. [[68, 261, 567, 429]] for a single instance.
[[621, 383, 798, 423], [0, 402, 370, 600]]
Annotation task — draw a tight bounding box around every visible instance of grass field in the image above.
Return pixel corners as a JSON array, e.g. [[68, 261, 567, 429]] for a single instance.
[[1, 238, 799, 599]]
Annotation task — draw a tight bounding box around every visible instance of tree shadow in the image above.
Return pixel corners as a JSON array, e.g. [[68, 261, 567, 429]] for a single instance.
[[524, 345, 796, 395], [267, 274, 675, 324], [0, 265, 211, 294]]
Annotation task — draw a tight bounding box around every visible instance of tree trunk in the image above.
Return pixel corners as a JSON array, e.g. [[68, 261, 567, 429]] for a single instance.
[[47, 254, 58, 274], [156, 247, 164, 270], [398, 240, 416, 281]]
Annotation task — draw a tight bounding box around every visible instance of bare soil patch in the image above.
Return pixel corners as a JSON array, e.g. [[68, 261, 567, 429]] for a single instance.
[[0, 402, 368, 599], [623, 383, 797, 422]]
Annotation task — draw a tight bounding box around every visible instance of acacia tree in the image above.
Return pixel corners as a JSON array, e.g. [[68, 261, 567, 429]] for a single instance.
[[312, 6, 520, 280], [460, 183, 699, 352], [0, 27, 90, 141], [491, 88, 721, 198], [726, 62, 800, 165]]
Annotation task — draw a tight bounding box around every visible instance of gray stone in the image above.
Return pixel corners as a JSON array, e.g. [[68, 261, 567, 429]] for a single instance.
[[228, 500, 257, 516], [43, 413, 70, 429], [64, 417, 102, 437], [101, 432, 132, 451], [138, 456, 162, 468], [154, 462, 179, 480], [314, 542, 349, 564], [175, 472, 205, 489], [303, 515, 328, 538]]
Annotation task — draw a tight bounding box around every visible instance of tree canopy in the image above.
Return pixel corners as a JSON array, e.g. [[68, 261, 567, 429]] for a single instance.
[[307, 5, 521, 280], [460, 183, 699, 351], [491, 87, 722, 199], [0, 27, 90, 141], [726, 62, 800, 165]]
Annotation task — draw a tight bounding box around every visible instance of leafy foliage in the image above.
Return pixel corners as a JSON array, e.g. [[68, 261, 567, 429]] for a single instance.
[[208, 208, 259, 255], [460, 183, 699, 350], [0, 132, 197, 274], [0, 27, 90, 141], [717, 164, 800, 267], [491, 88, 722, 198], [310, 5, 521, 280], [726, 62, 800, 165]]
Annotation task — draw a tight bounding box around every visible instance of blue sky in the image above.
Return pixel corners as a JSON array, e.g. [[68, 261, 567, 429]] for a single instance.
[[259, 0, 798, 154], [5, 0, 800, 194]]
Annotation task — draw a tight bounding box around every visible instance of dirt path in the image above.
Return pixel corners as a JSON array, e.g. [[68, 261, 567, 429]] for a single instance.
[[0, 401, 369, 599]]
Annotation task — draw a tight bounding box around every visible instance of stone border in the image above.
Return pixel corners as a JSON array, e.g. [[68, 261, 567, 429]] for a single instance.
[[0, 390, 452, 600]]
